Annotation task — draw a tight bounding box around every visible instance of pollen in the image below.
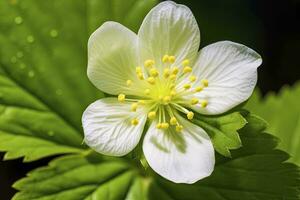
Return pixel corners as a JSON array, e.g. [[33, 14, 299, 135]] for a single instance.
[[187, 111, 194, 120], [126, 79, 132, 86], [148, 111, 156, 119], [168, 56, 176, 63], [161, 122, 169, 129], [183, 66, 192, 73], [147, 77, 156, 84], [195, 86, 203, 92], [191, 98, 199, 105], [144, 59, 155, 68], [201, 79, 209, 87], [137, 72, 144, 80], [131, 103, 138, 112], [200, 100, 208, 108], [162, 55, 169, 63], [144, 89, 150, 95], [189, 75, 196, 82], [182, 59, 190, 66], [156, 123, 162, 129], [163, 96, 171, 104], [176, 125, 183, 132], [136, 66, 142, 73], [172, 67, 179, 75], [163, 68, 170, 78], [118, 94, 125, 102], [170, 117, 177, 125], [183, 84, 191, 90], [131, 118, 139, 126], [170, 74, 177, 81], [150, 68, 159, 77]]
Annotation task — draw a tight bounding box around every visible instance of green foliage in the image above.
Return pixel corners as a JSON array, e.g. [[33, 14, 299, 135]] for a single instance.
[[194, 112, 246, 157], [246, 82, 300, 166], [0, 0, 157, 161], [0, 0, 299, 199], [13, 114, 300, 199]]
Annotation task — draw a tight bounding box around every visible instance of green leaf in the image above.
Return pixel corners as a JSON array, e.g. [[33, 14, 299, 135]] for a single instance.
[[13, 113, 300, 200], [246, 82, 300, 165], [194, 112, 247, 157], [0, 0, 157, 161]]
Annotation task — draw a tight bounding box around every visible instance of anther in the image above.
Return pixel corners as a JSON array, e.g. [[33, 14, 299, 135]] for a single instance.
[[137, 72, 144, 80], [163, 96, 171, 104], [126, 80, 132, 86], [118, 94, 125, 102], [147, 77, 155, 84], [195, 86, 203, 92], [131, 118, 139, 126], [136, 66, 142, 73], [163, 68, 170, 78], [191, 98, 199, 105], [172, 67, 179, 75], [170, 74, 177, 81], [144, 59, 155, 68], [187, 111, 194, 120], [182, 59, 190, 66], [150, 68, 159, 77], [183, 66, 192, 73], [156, 123, 162, 129], [162, 55, 169, 63], [170, 117, 177, 125], [170, 90, 177, 96], [170, 83, 176, 89], [168, 56, 175, 63], [161, 122, 169, 129], [183, 84, 191, 90], [148, 111, 156, 120], [200, 100, 208, 108], [189, 75, 196, 82], [176, 125, 183, 132], [201, 79, 209, 87], [131, 103, 138, 112], [138, 100, 145, 105], [144, 89, 150, 95]]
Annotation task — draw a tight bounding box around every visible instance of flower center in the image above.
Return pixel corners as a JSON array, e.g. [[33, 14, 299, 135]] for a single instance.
[[118, 55, 209, 132]]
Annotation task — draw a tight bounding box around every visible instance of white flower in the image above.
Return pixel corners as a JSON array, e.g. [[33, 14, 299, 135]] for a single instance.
[[82, 1, 262, 184]]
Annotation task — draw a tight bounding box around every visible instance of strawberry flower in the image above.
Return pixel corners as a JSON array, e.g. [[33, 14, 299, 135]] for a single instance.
[[82, 1, 262, 184]]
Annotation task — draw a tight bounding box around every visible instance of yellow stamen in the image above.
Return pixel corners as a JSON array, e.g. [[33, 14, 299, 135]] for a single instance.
[[131, 118, 139, 126], [201, 79, 209, 87], [136, 66, 142, 73], [182, 59, 190, 66], [183, 84, 191, 90], [131, 103, 138, 112], [150, 68, 159, 77], [170, 74, 177, 81], [183, 66, 192, 73], [189, 75, 196, 82], [195, 86, 203, 92], [144, 89, 150, 95], [187, 111, 194, 120], [162, 55, 169, 63], [191, 98, 199, 105], [137, 72, 144, 80], [170, 83, 176, 89], [163, 96, 171, 104], [126, 79, 132, 86], [148, 111, 156, 120], [118, 94, 125, 102], [170, 90, 177, 96], [170, 117, 177, 125], [156, 123, 162, 129], [138, 100, 145, 105], [200, 100, 208, 108], [161, 122, 169, 129], [147, 77, 155, 85], [163, 68, 170, 78], [168, 56, 175, 63], [172, 67, 179, 75], [144, 59, 155, 68], [176, 125, 183, 132]]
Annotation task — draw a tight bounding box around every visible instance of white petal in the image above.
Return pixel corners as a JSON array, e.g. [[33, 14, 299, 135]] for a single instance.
[[88, 22, 141, 95], [82, 98, 147, 156], [143, 114, 215, 184], [138, 1, 200, 70], [188, 41, 262, 115]]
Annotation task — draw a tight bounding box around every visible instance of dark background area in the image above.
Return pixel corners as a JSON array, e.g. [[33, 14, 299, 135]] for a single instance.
[[1, 0, 299, 199]]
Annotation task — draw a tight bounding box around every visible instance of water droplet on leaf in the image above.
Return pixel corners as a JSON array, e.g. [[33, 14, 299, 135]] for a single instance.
[[16, 51, 23, 58], [50, 29, 58, 38], [28, 70, 35, 77], [10, 56, 17, 63], [19, 63, 26, 69], [14, 16, 23, 24], [55, 89, 63, 96], [27, 35, 35, 43]]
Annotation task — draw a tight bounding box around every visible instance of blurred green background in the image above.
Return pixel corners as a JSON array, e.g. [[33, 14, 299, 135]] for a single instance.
[[0, 0, 299, 199]]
